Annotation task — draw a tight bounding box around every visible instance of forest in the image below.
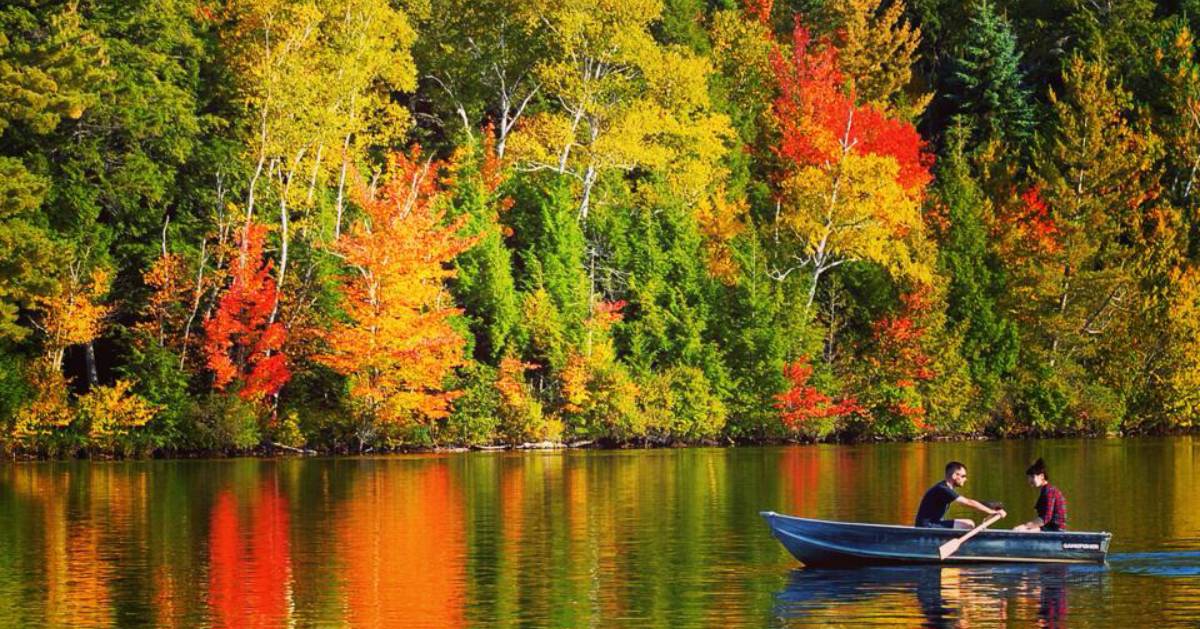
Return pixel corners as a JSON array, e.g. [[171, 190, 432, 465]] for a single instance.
[[3, 0, 1200, 456]]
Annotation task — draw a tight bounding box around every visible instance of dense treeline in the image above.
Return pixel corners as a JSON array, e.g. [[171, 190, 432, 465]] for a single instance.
[[3, 0, 1200, 456]]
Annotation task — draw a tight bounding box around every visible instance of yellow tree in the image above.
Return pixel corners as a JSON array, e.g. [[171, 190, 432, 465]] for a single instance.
[[815, 0, 926, 117], [1156, 263, 1200, 428], [34, 265, 111, 372], [507, 0, 731, 220], [316, 150, 475, 446], [319, 0, 417, 237], [1019, 55, 1158, 368], [219, 0, 417, 321], [413, 0, 547, 158], [770, 24, 935, 310], [1110, 201, 1200, 431], [15, 265, 158, 449], [556, 300, 643, 440], [709, 6, 776, 133], [11, 359, 73, 442], [76, 380, 160, 451], [1153, 24, 1200, 202]]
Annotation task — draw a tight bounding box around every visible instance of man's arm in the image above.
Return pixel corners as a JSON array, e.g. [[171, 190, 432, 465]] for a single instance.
[[955, 496, 1005, 518]]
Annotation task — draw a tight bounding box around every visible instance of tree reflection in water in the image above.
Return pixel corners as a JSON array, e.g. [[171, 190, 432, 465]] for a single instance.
[[775, 563, 1106, 627]]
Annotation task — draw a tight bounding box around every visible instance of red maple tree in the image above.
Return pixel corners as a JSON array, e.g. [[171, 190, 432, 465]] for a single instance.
[[863, 288, 937, 429], [770, 21, 932, 191], [774, 357, 862, 429], [203, 221, 290, 401], [745, 0, 774, 25], [1010, 185, 1062, 254]]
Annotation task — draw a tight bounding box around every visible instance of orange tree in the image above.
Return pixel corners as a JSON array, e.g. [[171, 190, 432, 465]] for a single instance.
[[317, 149, 475, 447]]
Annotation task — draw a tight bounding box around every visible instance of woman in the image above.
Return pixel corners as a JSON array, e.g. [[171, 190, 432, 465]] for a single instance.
[[1013, 458, 1067, 532]]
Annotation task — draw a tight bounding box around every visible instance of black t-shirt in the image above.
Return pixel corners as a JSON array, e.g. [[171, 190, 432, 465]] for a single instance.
[[914, 481, 960, 526]]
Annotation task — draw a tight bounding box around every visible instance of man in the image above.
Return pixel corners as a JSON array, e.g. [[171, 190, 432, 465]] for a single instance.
[[914, 461, 1005, 529], [1013, 458, 1067, 532]]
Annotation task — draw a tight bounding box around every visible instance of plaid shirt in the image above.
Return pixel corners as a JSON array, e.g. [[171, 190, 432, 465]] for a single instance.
[[1036, 484, 1067, 531]]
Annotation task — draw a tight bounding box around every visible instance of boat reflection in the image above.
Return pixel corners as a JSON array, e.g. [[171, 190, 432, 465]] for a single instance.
[[775, 563, 1107, 627]]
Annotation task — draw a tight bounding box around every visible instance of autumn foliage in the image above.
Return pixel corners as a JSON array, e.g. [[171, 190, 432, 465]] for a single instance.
[[695, 190, 746, 284], [861, 289, 938, 430], [745, 0, 773, 25], [495, 354, 554, 443], [316, 148, 474, 427], [77, 380, 160, 446], [12, 359, 74, 441], [11, 0, 1200, 455], [37, 268, 112, 370], [1007, 185, 1061, 254], [767, 17, 937, 311], [141, 252, 189, 347], [203, 222, 291, 401], [771, 22, 932, 191], [867, 290, 937, 386], [774, 357, 862, 430]]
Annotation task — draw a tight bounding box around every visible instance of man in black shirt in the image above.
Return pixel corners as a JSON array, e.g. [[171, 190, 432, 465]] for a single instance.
[[914, 461, 1005, 529]]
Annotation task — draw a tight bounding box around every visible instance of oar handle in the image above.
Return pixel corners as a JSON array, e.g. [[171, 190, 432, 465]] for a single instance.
[[957, 512, 1004, 544], [938, 511, 1004, 560]]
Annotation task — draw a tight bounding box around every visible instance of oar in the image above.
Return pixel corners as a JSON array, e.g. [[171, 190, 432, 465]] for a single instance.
[[938, 512, 1004, 560]]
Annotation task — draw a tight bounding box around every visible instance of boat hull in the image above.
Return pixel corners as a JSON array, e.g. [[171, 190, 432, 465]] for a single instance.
[[762, 511, 1111, 566]]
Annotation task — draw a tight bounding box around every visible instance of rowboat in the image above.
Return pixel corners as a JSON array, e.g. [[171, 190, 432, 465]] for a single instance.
[[761, 511, 1111, 566]]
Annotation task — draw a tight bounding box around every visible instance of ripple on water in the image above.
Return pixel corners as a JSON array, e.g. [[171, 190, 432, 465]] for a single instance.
[[1109, 551, 1200, 577]]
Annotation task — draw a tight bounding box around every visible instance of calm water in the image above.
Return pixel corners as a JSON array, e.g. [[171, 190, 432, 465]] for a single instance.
[[0, 438, 1198, 627]]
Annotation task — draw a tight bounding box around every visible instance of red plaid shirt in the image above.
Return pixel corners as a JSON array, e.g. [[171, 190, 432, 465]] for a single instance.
[[1036, 484, 1067, 531]]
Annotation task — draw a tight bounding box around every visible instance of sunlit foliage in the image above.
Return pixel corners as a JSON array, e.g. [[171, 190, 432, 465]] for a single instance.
[[4, 0, 1200, 454], [316, 150, 474, 436]]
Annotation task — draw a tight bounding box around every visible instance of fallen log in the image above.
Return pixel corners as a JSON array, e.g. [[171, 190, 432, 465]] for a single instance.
[[271, 442, 317, 455], [517, 441, 565, 449]]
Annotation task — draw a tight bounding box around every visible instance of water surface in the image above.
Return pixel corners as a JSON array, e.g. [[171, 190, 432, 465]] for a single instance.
[[0, 437, 1197, 626]]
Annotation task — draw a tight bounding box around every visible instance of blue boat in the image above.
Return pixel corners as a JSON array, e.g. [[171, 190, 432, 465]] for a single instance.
[[761, 511, 1111, 566]]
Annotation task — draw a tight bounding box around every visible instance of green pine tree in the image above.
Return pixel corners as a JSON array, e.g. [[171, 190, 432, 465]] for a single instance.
[[448, 140, 520, 362], [945, 0, 1036, 147], [935, 127, 1018, 411]]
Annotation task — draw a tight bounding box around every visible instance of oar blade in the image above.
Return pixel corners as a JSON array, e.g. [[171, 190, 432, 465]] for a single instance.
[[937, 539, 959, 560]]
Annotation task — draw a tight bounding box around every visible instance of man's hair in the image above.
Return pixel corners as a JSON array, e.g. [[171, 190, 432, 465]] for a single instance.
[[1026, 457, 1048, 479], [945, 461, 966, 477]]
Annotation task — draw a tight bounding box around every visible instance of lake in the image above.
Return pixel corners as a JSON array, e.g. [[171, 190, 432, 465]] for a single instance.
[[0, 437, 1197, 626]]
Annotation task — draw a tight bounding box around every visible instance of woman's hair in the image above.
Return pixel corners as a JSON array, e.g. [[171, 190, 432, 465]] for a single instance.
[[1025, 457, 1048, 479]]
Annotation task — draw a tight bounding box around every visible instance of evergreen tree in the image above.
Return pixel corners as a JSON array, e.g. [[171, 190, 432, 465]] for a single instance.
[[934, 127, 1018, 411], [506, 176, 590, 371], [0, 4, 104, 344], [448, 139, 520, 362], [944, 0, 1035, 148]]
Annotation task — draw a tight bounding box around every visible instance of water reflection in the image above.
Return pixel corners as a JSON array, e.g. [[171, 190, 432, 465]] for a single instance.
[[0, 438, 1195, 626], [336, 460, 466, 626], [206, 481, 292, 628], [775, 564, 1106, 627]]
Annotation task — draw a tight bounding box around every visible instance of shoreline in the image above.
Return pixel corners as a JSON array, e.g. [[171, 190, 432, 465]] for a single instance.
[[5, 428, 1197, 462]]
